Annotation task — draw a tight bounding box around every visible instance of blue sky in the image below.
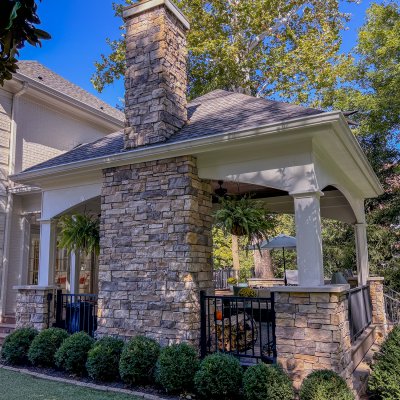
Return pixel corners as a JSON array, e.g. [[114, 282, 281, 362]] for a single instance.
[[20, 0, 374, 109]]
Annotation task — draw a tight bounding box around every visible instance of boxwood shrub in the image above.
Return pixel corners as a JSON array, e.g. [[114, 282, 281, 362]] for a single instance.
[[86, 337, 124, 382], [243, 363, 294, 400], [54, 331, 94, 376], [1, 327, 38, 365], [155, 343, 199, 394], [119, 336, 160, 385], [194, 353, 243, 399], [28, 328, 69, 367], [299, 370, 354, 400], [368, 326, 400, 400]]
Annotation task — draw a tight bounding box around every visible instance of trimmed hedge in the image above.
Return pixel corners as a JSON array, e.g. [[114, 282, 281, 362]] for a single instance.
[[299, 370, 354, 400], [243, 363, 294, 400], [28, 328, 69, 367], [54, 331, 94, 376], [156, 343, 199, 394], [194, 353, 243, 399], [1, 327, 38, 365], [368, 326, 400, 400], [119, 336, 160, 385], [86, 337, 124, 382]]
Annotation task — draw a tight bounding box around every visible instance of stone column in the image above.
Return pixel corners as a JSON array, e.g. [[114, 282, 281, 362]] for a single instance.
[[98, 156, 213, 345], [38, 219, 57, 287], [368, 277, 387, 342], [271, 285, 353, 390], [291, 191, 324, 286], [14, 285, 56, 331], [355, 223, 369, 286]]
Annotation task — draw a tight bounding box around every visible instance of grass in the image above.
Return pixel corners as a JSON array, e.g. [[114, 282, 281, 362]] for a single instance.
[[0, 368, 141, 400]]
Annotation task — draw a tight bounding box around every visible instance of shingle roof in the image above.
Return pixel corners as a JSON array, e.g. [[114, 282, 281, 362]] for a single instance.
[[23, 89, 324, 173], [16, 61, 124, 122]]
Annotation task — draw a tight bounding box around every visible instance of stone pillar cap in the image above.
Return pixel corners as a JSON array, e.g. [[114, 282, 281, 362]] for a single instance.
[[123, 0, 190, 30], [270, 284, 350, 294]]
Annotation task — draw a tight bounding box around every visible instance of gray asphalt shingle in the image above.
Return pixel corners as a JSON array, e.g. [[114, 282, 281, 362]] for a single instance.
[[16, 61, 124, 122], [23, 89, 324, 173]]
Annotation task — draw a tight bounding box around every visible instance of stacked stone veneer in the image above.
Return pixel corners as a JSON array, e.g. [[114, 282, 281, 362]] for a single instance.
[[98, 156, 213, 345], [369, 277, 388, 341], [124, 2, 188, 149], [273, 289, 353, 389], [15, 286, 55, 330]]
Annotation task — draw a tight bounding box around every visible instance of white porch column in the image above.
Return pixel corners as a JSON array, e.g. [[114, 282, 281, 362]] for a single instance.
[[292, 191, 324, 286], [355, 223, 369, 286], [68, 251, 80, 294], [38, 219, 57, 287]]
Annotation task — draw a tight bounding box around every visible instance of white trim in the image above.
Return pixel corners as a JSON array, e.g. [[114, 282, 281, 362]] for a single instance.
[[123, 0, 190, 30], [10, 111, 383, 198]]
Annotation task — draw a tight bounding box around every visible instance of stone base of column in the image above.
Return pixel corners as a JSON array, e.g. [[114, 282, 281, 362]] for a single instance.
[[14, 286, 57, 331], [271, 285, 353, 391], [368, 277, 388, 342]]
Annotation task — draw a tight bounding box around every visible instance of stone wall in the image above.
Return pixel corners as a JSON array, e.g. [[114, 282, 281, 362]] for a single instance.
[[368, 277, 387, 342], [14, 286, 56, 330], [272, 286, 353, 390], [98, 156, 213, 345], [123, 2, 189, 149]]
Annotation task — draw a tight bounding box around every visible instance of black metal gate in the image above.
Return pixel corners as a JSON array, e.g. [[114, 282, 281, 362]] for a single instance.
[[348, 285, 372, 343], [55, 290, 98, 337], [200, 291, 277, 364]]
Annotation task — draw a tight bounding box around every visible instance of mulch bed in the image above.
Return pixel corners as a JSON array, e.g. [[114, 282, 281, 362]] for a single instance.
[[0, 361, 189, 400]]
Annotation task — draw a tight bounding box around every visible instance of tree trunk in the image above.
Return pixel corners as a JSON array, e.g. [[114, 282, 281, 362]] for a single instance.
[[231, 234, 240, 280], [253, 249, 274, 279]]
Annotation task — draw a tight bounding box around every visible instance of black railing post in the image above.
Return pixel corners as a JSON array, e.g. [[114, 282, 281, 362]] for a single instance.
[[200, 290, 207, 358], [271, 292, 277, 360], [46, 292, 53, 328], [55, 289, 63, 328]]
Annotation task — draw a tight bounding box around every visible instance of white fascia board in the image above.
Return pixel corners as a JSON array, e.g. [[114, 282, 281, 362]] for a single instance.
[[10, 112, 340, 185], [13, 74, 124, 129], [10, 111, 383, 198], [331, 114, 384, 197]]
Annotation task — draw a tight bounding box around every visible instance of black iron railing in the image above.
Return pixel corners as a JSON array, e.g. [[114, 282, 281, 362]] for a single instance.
[[55, 290, 98, 337], [348, 285, 372, 343], [213, 269, 235, 290], [384, 287, 400, 325], [200, 291, 277, 364]]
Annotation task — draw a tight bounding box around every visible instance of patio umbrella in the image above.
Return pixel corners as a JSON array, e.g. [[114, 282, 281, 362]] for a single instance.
[[259, 234, 296, 286]]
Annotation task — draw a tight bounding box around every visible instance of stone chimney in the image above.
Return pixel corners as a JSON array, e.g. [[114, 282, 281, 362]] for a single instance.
[[123, 0, 190, 149]]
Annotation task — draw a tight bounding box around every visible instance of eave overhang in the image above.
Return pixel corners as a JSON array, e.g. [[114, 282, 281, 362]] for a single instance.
[[10, 111, 384, 198]]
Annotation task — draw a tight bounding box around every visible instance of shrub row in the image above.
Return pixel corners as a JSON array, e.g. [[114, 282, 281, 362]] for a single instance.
[[0, 328, 353, 399], [368, 326, 400, 400]]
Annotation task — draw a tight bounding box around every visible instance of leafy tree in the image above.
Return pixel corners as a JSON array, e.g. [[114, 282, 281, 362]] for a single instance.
[[320, 2, 400, 284], [0, 0, 50, 85], [92, 0, 354, 103]]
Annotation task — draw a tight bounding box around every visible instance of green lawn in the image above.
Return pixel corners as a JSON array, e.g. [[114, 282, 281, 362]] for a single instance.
[[0, 368, 141, 400]]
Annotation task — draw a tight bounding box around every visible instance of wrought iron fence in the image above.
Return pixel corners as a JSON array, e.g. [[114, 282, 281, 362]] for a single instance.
[[347, 285, 372, 343], [213, 269, 235, 290], [384, 287, 400, 325], [55, 290, 98, 337], [200, 291, 277, 364]]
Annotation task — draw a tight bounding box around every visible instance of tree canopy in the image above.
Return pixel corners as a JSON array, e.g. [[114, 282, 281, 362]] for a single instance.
[[92, 0, 354, 103], [0, 0, 50, 85]]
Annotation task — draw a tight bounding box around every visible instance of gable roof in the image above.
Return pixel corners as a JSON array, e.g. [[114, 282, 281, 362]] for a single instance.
[[22, 89, 324, 173], [15, 61, 124, 122]]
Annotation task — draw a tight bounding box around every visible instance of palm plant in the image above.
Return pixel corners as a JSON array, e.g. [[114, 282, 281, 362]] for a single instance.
[[57, 214, 100, 256], [214, 195, 276, 250]]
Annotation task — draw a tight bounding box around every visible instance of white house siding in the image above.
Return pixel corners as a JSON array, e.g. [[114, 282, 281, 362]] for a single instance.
[[16, 96, 111, 172], [0, 89, 12, 313]]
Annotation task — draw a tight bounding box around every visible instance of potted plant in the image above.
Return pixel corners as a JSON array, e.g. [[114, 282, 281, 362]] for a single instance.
[[214, 195, 276, 251], [227, 277, 237, 291], [57, 214, 100, 256]]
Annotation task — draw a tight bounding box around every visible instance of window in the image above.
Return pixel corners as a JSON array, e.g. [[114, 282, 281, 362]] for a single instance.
[[28, 232, 40, 285]]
